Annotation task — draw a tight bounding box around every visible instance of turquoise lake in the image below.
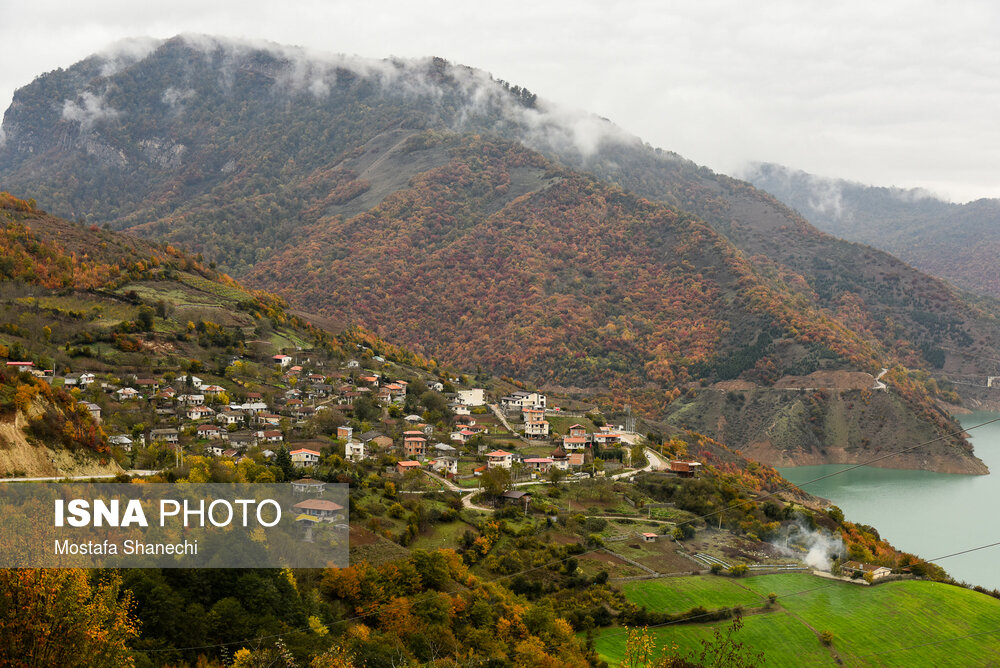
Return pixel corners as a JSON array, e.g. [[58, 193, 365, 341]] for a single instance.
[[778, 412, 1000, 589]]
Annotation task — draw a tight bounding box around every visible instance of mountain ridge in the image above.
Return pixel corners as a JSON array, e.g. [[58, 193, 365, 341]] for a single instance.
[[0, 36, 996, 473]]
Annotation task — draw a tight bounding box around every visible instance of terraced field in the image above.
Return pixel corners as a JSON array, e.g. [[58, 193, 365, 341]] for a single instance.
[[594, 573, 1000, 666]]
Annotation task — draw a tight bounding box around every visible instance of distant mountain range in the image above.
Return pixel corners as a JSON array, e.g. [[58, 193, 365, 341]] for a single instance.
[[741, 162, 1000, 300], [1, 35, 997, 472]]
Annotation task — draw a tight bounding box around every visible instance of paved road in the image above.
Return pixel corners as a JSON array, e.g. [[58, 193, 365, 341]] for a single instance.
[[0, 469, 159, 483]]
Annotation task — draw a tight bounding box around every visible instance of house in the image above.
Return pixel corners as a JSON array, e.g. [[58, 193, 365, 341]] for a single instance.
[[433, 442, 457, 455], [204, 443, 225, 456], [262, 429, 284, 443], [396, 460, 422, 475], [403, 432, 427, 458], [177, 394, 205, 406], [345, 440, 365, 462], [567, 452, 585, 469], [450, 403, 471, 416], [669, 461, 703, 478], [451, 429, 477, 444], [360, 431, 393, 450], [255, 412, 281, 427], [187, 405, 216, 420], [291, 478, 327, 494], [347, 360, 360, 369], [150, 428, 179, 444], [456, 389, 486, 406], [196, 424, 224, 440], [228, 431, 258, 449], [222, 448, 239, 459], [337, 425, 353, 441], [292, 498, 344, 522], [292, 406, 315, 420], [64, 372, 96, 387], [642, 533, 657, 543], [108, 435, 133, 451], [201, 384, 225, 396], [550, 446, 570, 470], [217, 409, 242, 426], [273, 354, 293, 368], [593, 427, 622, 446], [524, 419, 550, 438], [430, 457, 458, 476], [501, 489, 531, 508], [524, 457, 553, 474], [116, 387, 139, 401], [291, 448, 321, 466], [485, 450, 514, 469], [80, 402, 102, 422], [562, 435, 589, 451], [501, 390, 546, 413], [842, 561, 893, 580], [135, 378, 159, 391]]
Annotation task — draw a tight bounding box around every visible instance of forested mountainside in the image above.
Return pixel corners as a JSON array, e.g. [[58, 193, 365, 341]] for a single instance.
[[739, 161, 1000, 300], [0, 190, 397, 476], [0, 35, 996, 471]]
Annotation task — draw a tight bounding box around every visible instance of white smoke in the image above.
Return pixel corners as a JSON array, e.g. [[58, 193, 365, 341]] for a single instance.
[[61, 92, 120, 131], [771, 522, 845, 572], [161, 87, 195, 109]]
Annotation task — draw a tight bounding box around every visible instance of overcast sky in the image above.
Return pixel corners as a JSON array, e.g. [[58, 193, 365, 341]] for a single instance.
[[2, 0, 999, 202]]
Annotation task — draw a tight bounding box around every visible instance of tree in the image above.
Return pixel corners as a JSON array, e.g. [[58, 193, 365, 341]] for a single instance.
[[136, 305, 156, 331], [0, 569, 139, 667], [275, 445, 294, 481], [481, 467, 512, 499]]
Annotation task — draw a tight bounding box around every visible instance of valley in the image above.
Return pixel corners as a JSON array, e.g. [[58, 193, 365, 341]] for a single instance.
[[2, 32, 1000, 668]]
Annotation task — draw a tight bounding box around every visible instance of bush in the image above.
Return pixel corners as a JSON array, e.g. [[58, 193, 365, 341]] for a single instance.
[[728, 564, 749, 577], [821, 630, 834, 646], [710, 563, 723, 575]]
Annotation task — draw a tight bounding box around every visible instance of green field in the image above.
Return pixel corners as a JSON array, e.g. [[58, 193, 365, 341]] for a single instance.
[[622, 576, 763, 614], [594, 573, 1000, 667]]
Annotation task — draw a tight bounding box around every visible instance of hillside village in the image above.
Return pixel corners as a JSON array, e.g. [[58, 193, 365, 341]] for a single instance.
[[5, 348, 664, 487]]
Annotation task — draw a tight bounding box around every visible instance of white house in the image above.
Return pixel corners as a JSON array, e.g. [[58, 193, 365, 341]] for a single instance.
[[345, 440, 366, 462], [187, 405, 216, 420], [524, 419, 550, 438], [273, 354, 293, 368], [290, 448, 321, 466], [116, 387, 139, 401], [485, 450, 514, 469], [430, 457, 458, 476], [456, 389, 487, 406]]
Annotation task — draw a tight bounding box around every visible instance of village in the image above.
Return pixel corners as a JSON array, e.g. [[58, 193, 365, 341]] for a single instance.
[[5, 348, 706, 490]]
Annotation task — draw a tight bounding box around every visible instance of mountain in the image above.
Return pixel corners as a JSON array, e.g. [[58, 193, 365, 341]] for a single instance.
[[0, 35, 996, 472], [740, 162, 1000, 300]]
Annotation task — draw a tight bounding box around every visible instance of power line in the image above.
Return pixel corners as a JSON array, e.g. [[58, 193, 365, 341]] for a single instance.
[[592, 536, 1000, 645], [121, 418, 1000, 655]]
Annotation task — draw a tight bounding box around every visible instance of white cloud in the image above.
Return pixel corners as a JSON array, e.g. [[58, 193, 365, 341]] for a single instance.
[[2, 1, 1000, 201], [61, 91, 120, 130]]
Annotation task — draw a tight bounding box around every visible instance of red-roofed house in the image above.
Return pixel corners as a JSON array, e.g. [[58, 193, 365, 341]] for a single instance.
[[486, 450, 514, 469], [524, 457, 553, 473], [290, 448, 321, 466], [403, 433, 427, 458], [396, 460, 422, 475], [292, 498, 344, 521]]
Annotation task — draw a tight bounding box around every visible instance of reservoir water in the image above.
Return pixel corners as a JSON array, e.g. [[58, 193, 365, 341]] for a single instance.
[[778, 412, 1000, 589]]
